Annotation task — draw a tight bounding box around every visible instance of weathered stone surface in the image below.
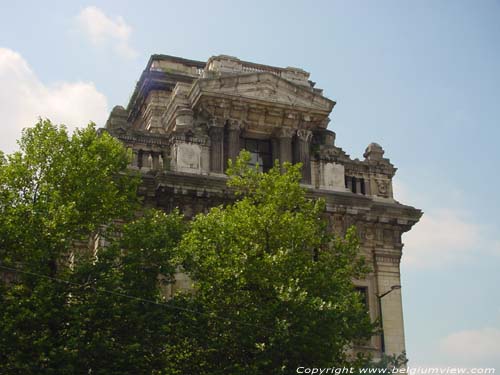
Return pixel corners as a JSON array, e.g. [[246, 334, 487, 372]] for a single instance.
[[322, 162, 346, 191], [172, 142, 201, 173], [104, 54, 423, 358]]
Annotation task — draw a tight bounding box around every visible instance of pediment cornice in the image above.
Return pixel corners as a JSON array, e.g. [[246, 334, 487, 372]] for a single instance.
[[189, 72, 335, 116]]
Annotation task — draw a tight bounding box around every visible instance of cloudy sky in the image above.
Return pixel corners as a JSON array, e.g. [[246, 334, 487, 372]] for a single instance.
[[1, 0, 499, 368]]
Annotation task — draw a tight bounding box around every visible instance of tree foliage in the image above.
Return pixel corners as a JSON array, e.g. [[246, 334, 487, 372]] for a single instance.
[[1, 122, 376, 374], [166, 152, 376, 374], [0, 120, 184, 374]]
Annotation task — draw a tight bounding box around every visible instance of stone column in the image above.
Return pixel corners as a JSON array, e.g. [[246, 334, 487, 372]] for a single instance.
[[158, 153, 164, 170], [209, 120, 225, 173], [227, 120, 242, 166], [152, 152, 160, 170], [364, 178, 371, 195], [147, 153, 153, 170], [297, 129, 313, 183], [131, 149, 139, 169], [356, 178, 362, 195], [141, 151, 151, 170], [278, 128, 294, 167], [271, 138, 280, 166]]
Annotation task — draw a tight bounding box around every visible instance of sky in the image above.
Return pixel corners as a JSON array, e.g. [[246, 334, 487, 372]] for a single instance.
[[1, 0, 499, 369]]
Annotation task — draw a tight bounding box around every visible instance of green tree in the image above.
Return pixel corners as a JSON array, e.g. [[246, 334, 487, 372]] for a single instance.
[[1, 122, 377, 374], [169, 152, 376, 374], [66, 209, 185, 375], [365, 351, 409, 373], [0, 120, 184, 374]]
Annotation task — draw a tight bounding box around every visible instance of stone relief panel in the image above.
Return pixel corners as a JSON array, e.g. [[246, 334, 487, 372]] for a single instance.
[[374, 178, 391, 198], [172, 142, 202, 173], [321, 162, 345, 191]]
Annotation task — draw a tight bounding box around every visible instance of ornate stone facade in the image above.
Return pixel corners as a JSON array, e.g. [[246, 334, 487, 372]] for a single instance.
[[105, 54, 422, 357]]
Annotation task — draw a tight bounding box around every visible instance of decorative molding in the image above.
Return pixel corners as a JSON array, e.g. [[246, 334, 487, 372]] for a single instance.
[[297, 129, 313, 142], [376, 179, 390, 197], [276, 127, 296, 139], [227, 119, 244, 132], [374, 255, 401, 265]]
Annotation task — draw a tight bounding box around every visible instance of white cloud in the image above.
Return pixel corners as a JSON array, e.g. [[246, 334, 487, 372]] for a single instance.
[[408, 327, 500, 368], [0, 48, 108, 154], [394, 179, 498, 268], [402, 208, 482, 268], [75, 6, 137, 58], [439, 327, 500, 367]]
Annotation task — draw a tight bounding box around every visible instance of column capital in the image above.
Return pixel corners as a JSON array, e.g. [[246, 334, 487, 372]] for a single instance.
[[276, 127, 296, 139], [297, 129, 313, 142], [227, 119, 245, 132], [209, 117, 225, 128]]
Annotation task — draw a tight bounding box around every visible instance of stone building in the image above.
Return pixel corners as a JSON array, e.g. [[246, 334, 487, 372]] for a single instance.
[[105, 54, 422, 357]]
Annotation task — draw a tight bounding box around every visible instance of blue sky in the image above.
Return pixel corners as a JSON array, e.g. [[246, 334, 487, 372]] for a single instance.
[[1, 0, 499, 368]]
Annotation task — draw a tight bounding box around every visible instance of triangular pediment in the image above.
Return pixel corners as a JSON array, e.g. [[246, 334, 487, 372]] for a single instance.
[[190, 72, 335, 114]]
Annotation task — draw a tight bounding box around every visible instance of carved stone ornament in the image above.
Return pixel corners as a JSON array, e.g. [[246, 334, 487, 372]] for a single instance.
[[365, 227, 375, 241], [296, 129, 313, 142], [276, 127, 296, 139], [208, 117, 225, 129], [376, 179, 389, 197], [227, 119, 244, 132], [319, 146, 340, 161]]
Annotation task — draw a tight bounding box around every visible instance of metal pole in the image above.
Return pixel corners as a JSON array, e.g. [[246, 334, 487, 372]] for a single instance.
[[377, 294, 386, 354], [376, 285, 401, 355]]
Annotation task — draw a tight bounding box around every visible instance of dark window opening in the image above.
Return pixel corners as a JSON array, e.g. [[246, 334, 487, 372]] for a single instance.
[[345, 175, 367, 195], [137, 150, 143, 168], [241, 138, 272, 172]]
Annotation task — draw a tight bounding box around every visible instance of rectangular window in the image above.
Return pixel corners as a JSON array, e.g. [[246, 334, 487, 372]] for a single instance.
[[241, 138, 272, 172], [345, 176, 366, 195]]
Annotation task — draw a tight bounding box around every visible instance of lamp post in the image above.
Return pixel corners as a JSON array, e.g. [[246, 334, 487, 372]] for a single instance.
[[376, 284, 401, 354]]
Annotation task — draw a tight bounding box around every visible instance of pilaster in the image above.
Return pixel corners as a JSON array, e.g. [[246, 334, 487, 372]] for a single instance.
[[374, 250, 405, 355], [227, 120, 242, 166], [297, 129, 313, 183], [209, 119, 225, 173], [278, 127, 295, 167]]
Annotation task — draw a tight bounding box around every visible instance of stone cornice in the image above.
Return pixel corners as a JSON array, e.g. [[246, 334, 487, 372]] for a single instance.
[[148, 54, 206, 70], [316, 145, 396, 177], [161, 82, 193, 133], [146, 171, 422, 232], [374, 253, 401, 265], [189, 72, 335, 120], [107, 130, 171, 147], [127, 71, 197, 124]]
